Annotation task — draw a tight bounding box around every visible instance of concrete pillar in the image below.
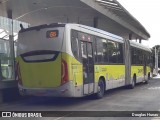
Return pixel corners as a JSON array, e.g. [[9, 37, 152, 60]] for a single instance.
[[7, 9, 15, 79]]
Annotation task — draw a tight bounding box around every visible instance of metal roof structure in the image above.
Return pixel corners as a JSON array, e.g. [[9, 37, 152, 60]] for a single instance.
[[0, 0, 150, 40], [95, 0, 150, 38], [0, 16, 29, 41], [0, 29, 18, 40], [81, 0, 150, 40]]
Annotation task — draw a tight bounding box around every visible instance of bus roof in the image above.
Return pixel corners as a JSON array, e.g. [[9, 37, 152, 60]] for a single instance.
[[19, 23, 151, 53], [19, 23, 65, 33], [66, 23, 123, 41], [19, 23, 123, 41], [130, 41, 151, 52]]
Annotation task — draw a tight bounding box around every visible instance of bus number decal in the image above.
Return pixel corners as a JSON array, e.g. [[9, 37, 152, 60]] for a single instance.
[[46, 30, 58, 38]]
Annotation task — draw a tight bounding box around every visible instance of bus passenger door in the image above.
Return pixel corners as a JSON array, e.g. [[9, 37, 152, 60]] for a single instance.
[[81, 41, 94, 95]]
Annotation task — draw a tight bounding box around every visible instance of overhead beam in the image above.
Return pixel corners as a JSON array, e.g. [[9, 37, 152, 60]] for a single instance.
[[80, 0, 149, 40]]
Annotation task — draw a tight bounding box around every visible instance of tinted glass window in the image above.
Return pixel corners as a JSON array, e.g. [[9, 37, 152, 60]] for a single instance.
[[108, 41, 117, 63], [102, 39, 109, 63], [87, 43, 93, 64], [136, 49, 140, 64], [140, 50, 144, 64], [137, 49, 143, 65], [131, 47, 146, 65], [146, 52, 151, 65], [71, 30, 80, 61], [117, 43, 124, 63], [131, 47, 136, 64], [81, 42, 87, 60], [96, 37, 103, 63]]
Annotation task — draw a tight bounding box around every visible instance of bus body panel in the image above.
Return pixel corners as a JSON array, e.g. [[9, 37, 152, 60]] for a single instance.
[[94, 65, 125, 90], [18, 52, 84, 97], [17, 55, 61, 88], [131, 66, 144, 83], [94, 65, 125, 81], [18, 81, 75, 97], [61, 52, 83, 86], [16, 23, 152, 97], [17, 27, 65, 88]]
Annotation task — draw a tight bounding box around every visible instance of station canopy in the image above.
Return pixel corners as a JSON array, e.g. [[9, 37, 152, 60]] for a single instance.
[[0, 0, 150, 40]]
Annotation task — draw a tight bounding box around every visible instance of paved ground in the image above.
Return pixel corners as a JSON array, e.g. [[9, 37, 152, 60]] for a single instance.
[[0, 76, 160, 120]]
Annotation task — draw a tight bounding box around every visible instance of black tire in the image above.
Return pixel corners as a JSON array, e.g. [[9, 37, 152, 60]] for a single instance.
[[96, 79, 105, 99], [128, 76, 136, 89]]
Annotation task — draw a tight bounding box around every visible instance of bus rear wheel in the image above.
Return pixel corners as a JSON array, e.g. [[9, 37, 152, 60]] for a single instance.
[[96, 79, 105, 99]]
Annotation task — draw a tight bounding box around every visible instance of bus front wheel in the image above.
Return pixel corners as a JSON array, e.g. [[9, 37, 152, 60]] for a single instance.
[[96, 79, 105, 99]]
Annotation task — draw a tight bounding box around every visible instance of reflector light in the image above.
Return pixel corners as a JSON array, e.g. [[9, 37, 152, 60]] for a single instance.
[[61, 59, 68, 85]]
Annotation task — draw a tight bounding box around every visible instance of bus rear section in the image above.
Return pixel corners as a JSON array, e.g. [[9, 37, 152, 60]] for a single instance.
[[16, 24, 73, 97]]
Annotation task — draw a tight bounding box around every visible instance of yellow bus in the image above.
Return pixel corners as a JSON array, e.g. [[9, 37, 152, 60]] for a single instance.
[[16, 23, 152, 98]]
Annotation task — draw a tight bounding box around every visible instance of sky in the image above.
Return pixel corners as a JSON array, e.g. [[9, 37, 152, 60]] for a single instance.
[[118, 0, 160, 48]]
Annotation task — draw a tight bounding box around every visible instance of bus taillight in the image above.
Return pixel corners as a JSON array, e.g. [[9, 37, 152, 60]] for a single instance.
[[16, 62, 23, 85], [61, 59, 68, 85]]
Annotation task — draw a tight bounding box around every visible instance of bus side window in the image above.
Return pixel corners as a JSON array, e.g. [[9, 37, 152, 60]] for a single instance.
[[108, 40, 117, 63], [136, 49, 143, 65], [102, 39, 109, 63], [131, 47, 136, 65], [95, 37, 103, 63], [87, 42, 93, 64], [71, 30, 80, 61], [117, 43, 124, 64], [136, 49, 140, 64], [148, 52, 151, 65]]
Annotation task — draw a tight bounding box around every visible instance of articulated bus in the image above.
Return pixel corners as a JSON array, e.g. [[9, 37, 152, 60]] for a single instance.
[[16, 23, 152, 98]]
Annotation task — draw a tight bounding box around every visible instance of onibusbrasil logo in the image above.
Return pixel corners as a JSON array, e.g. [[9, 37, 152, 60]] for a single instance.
[[1, 112, 42, 118]]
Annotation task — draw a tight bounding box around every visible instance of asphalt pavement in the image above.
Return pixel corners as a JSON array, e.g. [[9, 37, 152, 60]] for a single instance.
[[0, 76, 160, 120]]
